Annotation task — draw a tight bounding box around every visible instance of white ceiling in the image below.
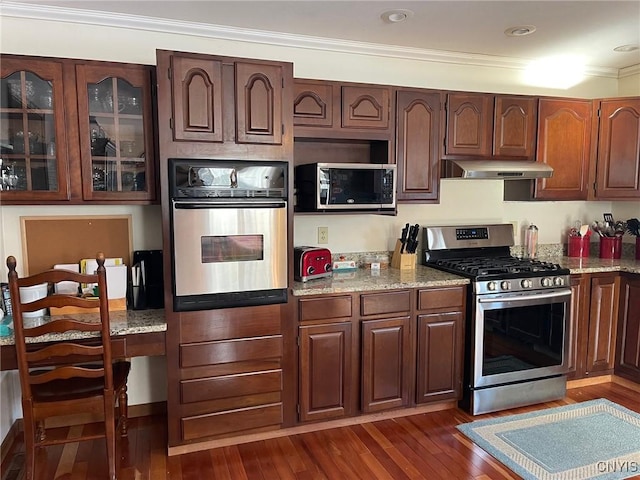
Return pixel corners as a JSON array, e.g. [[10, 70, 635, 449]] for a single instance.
[[3, 1, 640, 73]]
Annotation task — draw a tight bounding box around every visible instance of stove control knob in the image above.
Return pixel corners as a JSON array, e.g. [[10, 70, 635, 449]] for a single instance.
[[500, 281, 510, 290], [521, 279, 533, 288], [554, 277, 565, 286], [306, 266, 315, 275], [487, 281, 497, 291], [541, 277, 552, 287]]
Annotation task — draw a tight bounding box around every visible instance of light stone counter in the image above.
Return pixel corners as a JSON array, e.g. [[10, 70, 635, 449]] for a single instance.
[[0, 309, 166, 346], [292, 265, 469, 296], [542, 256, 640, 275]]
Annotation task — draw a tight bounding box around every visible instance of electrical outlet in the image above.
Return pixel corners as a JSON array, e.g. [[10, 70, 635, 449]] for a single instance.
[[317, 226, 328, 244]]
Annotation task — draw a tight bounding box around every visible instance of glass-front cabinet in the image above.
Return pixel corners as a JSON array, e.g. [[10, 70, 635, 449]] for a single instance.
[[76, 64, 155, 201], [0, 55, 156, 204], [0, 58, 70, 201]]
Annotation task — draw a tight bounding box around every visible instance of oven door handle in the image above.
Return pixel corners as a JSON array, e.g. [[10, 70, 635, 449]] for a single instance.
[[173, 200, 287, 209], [478, 289, 571, 303]]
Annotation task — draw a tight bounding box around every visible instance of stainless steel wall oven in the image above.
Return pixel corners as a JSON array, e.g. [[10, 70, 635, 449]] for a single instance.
[[169, 159, 288, 312], [423, 224, 572, 415]]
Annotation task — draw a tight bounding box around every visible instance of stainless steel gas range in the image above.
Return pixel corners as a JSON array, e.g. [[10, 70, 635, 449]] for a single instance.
[[422, 224, 572, 415]]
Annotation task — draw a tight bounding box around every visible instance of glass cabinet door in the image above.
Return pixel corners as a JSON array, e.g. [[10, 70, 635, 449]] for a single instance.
[[76, 64, 156, 201], [0, 59, 70, 200]]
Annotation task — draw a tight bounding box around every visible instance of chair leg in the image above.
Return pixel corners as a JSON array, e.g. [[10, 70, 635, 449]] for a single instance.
[[23, 409, 36, 480], [118, 384, 128, 437], [105, 396, 117, 480]]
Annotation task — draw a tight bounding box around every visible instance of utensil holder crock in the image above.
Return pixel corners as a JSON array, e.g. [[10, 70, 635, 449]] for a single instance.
[[568, 236, 590, 258], [599, 236, 622, 259]]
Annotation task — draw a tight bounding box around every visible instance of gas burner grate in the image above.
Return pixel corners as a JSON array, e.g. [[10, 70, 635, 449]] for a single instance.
[[435, 256, 565, 277]]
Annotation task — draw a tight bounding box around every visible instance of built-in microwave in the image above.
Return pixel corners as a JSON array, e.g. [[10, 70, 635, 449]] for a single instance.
[[294, 162, 396, 212]]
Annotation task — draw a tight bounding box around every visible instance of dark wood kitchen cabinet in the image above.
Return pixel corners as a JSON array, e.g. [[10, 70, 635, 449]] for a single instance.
[[167, 305, 286, 446], [570, 272, 620, 379], [395, 89, 442, 202], [297, 294, 356, 422], [360, 290, 412, 413], [534, 98, 592, 200], [592, 98, 640, 199], [615, 274, 640, 382], [415, 286, 465, 403], [443, 93, 536, 159], [0, 55, 156, 204], [293, 79, 393, 137], [156, 50, 293, 161]]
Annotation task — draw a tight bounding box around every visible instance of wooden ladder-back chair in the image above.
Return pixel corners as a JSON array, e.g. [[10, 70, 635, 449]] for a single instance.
[[6, 252, 131, 480]]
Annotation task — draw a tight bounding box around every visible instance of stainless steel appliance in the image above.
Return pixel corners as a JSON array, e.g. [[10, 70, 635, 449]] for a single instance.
[[422, 224, 571, 415], [294, 162, 396, 212], [169, 159, 288, 311]]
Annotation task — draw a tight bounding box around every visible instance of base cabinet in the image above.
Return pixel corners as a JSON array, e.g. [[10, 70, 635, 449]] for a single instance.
[[167, 305, 286, 447], [298, 322, 354, 422], [615, 274, 640, 382], [296, 285, 465, 423], [569, 273, 620, 379], [361, 316, 411, 413]]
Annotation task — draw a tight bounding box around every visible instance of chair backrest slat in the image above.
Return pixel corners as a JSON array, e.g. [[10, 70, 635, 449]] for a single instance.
[[7, 252, 114, 399], [25, 318, 102, 337], [29, 365, 105, 384], [26, 343, 104, 364]]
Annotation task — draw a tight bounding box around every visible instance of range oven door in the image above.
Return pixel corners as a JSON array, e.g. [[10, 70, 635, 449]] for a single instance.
[[171, 199, 288, 311], [472, 288, 571, 389]]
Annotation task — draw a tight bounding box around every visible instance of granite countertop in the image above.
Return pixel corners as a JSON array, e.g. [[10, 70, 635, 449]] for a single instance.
[[292, 256, 640, 296], [545, 256, 640, 275], [0, 309, 166, 346], [292, 265, 470, 296]]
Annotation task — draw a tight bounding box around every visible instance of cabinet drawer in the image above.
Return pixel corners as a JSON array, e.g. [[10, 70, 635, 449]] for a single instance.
[[180, 335, 283, 368], [418, 287, 465, 311], [181, 403, 282, 441], [299, 295, 352, 322], [180, 369, 282, 404], [361, 290, 410, 317], [180, 305, 282, 343]]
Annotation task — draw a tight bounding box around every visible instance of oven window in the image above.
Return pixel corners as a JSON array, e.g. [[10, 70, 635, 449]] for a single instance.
[[482, 302, 565, 376], [201, 235, 264, 263]]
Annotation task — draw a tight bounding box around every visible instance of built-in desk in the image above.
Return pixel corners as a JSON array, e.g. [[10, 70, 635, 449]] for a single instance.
[[0, 309, 167, 371]]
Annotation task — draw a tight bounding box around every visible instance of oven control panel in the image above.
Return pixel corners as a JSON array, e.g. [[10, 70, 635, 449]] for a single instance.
[[475, 275, 570, 295], [456, 227, 489, 240]]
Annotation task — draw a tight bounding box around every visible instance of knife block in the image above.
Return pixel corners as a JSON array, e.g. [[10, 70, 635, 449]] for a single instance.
[[391, 239, 416, 270]]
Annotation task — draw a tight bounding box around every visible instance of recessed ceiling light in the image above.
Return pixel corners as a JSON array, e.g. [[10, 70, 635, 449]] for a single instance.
[[380, 9, 414, 24], [504, 25, 537, 37], [613, 44, 639, 52]]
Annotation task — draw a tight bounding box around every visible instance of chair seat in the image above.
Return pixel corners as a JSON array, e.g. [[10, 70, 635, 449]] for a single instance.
[[32, 361, 131, 403]]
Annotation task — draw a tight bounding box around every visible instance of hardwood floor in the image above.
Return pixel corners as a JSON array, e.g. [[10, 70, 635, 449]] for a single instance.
[[2, 381, 639, 480]]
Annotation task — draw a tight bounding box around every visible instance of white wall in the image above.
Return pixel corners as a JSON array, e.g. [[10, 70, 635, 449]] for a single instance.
[[0, 11, 638, 443]]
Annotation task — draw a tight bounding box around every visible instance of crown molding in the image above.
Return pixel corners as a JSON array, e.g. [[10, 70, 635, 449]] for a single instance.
[[619, 63, 640, 78], [0, 1, 623, 79]]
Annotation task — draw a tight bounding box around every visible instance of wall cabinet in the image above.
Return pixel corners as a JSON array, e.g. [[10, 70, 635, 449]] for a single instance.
[[534, 98, 592, 200], [593, 98, 640, 199], [395, 89, 442, 202], [156, 50, 293, 161], [569, 273, 619, 379], [615, 274, 640, 382], [293, 79, 393, 138], [443, 93, 537, 159], [0, 55, 157, 204]]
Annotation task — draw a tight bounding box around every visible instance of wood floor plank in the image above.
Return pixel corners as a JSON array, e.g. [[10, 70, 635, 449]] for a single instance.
[[5, 381, 640, 479]]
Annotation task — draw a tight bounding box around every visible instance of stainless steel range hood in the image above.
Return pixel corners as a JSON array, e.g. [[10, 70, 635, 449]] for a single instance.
[[445, 160, 553, 180]]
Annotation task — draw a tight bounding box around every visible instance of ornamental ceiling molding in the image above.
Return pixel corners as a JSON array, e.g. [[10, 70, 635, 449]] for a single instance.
[[0, 1, 626, 79]]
